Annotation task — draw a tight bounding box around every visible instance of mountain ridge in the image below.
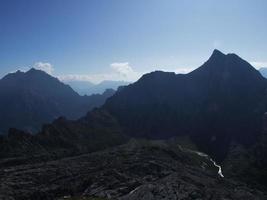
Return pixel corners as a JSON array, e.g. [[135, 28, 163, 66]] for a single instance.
[[2, 50, 267, 191], [104, 49, 267, 161], [0, 68, 115, 134]]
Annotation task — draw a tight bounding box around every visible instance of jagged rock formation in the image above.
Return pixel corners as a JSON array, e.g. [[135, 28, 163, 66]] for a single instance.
[[0, 109, 127, 165]]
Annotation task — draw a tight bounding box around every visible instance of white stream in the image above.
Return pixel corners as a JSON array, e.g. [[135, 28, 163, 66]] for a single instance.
[[193, 151, 224, 178], [179, 146, 224, 178], [209, 158, 224, 178]]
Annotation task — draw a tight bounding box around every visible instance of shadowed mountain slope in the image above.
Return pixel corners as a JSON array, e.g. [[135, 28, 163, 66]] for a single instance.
[[0, 109, 127, 163], [2, 50, 267, 163], [104, 50, 267, 161], [0, 69, 115, 134]]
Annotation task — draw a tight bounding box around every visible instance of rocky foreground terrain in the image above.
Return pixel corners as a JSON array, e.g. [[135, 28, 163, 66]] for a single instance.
[[1, 139, 266, 200]]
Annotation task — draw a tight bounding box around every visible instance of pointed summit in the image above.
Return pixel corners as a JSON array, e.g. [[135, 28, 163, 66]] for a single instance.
[[212, 49, 225, 56], [207, 49, 226, 63], [190, 49, 264, 83], [27, 67, 38, 73], [104, 50, 267, 161]]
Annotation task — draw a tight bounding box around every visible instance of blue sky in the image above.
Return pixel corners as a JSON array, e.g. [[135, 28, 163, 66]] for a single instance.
[[0, 0, 267, 83]]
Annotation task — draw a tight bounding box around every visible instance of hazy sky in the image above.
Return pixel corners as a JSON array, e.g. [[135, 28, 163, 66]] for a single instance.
[[0, 0, 267, 83]]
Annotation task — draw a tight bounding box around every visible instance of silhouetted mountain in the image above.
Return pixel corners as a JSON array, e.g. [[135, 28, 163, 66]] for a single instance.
[[3, 50, 264, 162], [0, 69, 115, 134], [66, 80, 130, 95], [104, 49, 267, 161], [259, 67, 267, 78], [2, 50, 267, 197]]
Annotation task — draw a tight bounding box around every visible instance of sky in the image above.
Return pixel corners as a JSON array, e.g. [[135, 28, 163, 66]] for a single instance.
[[0, 0, 267, 83]]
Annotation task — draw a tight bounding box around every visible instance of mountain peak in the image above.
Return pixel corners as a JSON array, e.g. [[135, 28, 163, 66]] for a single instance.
[[28, 67, 38, 72], [212, 49, 225, 56], [27, 68, 48, 75], [209, 49, 226, 61], [189, 49, 264, 84]]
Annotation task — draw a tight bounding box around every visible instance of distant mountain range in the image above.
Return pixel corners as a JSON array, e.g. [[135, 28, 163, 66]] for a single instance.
[[3, 50, 267, 161], [0, 68, 115, 134], [2, 50, 267, 197], [65, 80, 130, 95], [259, 67, 267, 78]]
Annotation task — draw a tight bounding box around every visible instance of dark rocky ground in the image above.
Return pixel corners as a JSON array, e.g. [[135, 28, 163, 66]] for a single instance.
[[1, 139, 266, 200]]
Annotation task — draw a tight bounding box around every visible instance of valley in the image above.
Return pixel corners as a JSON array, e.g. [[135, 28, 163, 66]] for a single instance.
[[1, 50, 267, 199], [1, 1, 267, 199]]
